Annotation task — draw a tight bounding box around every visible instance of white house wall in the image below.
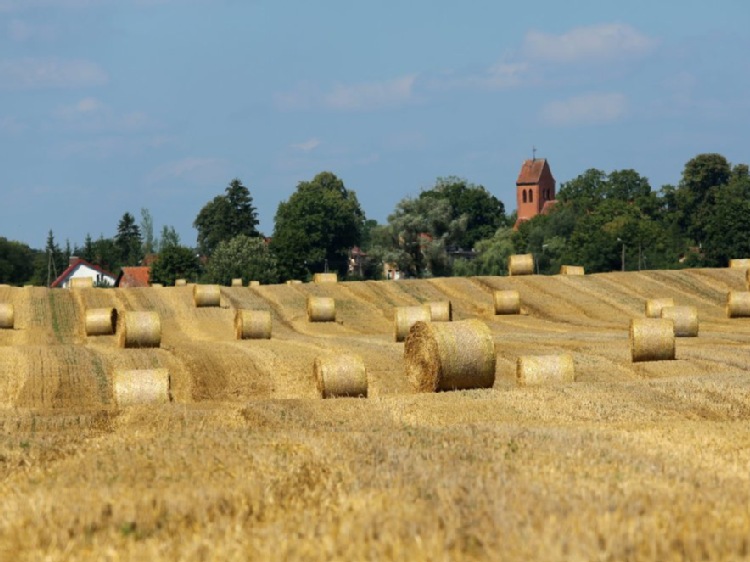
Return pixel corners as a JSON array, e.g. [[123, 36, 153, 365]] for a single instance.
[[63, 264, 115, 288]]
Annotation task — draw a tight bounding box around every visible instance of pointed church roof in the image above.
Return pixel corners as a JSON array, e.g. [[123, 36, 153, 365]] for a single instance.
[[516, 158, 552, 185]]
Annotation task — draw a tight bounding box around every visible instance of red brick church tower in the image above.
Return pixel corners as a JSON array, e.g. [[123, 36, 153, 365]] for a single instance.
[[514, 156, 556, 229]]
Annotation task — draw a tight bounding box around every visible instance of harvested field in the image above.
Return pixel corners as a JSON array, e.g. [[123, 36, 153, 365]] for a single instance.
[[2, 269, 750, 560]]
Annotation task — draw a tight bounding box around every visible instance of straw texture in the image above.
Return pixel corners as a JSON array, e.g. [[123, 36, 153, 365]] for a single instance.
[[404, 319, 496, 392], [313, 354, 368, 398], [307, 296, 336, 322], [175, 279, 187, 287], [313, 273, 338, 284], [69, 277, 93, 289], [493, 290, 521, 315], [151, 283, 164, 288], [560, 265, 585, 276], [113, 369, 170, 407], [747, 269, 750, 290], [427, 301, 452, 322], [726, 291, 750, 318], [193, 284, 221, 307], [0, 303, 14, 329], [516, 354, 575, 387], [118, 311, 161, 348], [286, 280, 303, 285], [85, 307, 118, 336], [645, 298, 675, 318], [231, 278, 243, 287], [249, 281, 260, 287], [661, 305, 699, 337], [393, 305, 432, 342], [234, 309, 272, 339], [630, 318, 675, 362], [508, 254, 534, 276], [729, 258, 750, 269]]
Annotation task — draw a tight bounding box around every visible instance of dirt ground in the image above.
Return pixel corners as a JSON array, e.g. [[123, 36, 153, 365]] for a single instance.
[[1, 269, 750, 561]]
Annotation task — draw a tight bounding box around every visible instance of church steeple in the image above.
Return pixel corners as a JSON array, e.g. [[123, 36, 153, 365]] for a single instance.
[[514, 157, 556, 229]]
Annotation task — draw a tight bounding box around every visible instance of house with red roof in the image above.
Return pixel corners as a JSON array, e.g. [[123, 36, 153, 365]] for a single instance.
[[116, 266, 151, 288], [514, 157, 557, 229], [50, 257, 117, 288]]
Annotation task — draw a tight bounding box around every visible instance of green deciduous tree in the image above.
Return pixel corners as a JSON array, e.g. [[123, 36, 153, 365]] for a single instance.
[[0, 238, 35, 285], [194, 178, 260, 256], [150, 245, 200, 286], [205, 235, 278, 285], [140, 208, 156, 256], [271, 171, 364, 280], [158, 226, 181, 251], [703, 171, 750, 266]]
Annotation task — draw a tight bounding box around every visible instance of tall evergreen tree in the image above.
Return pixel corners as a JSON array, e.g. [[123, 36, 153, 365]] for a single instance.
[[115, 212, 143, 266], [194, 178, 260, 256]]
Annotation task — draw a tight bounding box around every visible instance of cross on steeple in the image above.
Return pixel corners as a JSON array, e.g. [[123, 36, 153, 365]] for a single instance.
[[532, 146, 537, 161]]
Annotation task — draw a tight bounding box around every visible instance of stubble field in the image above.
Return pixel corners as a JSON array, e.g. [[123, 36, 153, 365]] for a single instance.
[[1, 268, 750, 561]]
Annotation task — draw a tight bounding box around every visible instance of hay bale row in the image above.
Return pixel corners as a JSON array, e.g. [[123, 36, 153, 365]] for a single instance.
[[231, 278, 243, 287], [313, 273, 338, 284], [314, 354, 368, 398], [175, 279, 188, 287], [286, 280, 303, 285], [118, 311, 161, 348], [493, 290, 521, 315], [404, 319, 495, 392], [307, 296, 336, 322], [85, 307, 118, 336], [394, 305, 432, 342], [234, 309, 272, 339], [114, 369, 170, 407], [630, 318, 675, 362], [560, 265, 585, 276], [0, 303, 13, 329], [152, 283, 164, 288], [508, 254, 534, 276], [729, 258, 750, 269], [427, 300, 452, 322], [645, 297, 674, 318], [193, 284, 221, 307], [516, 354, 575, 386], [249, 280, 260, 287], [661, 305, 698, 337], [70, 277, 93, 289], [727, 291, 750, 318]]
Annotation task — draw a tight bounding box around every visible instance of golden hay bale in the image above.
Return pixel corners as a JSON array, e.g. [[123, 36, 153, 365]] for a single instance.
[[493, 290, 521, 315], [118, 311, 161, 348], [393, 305, 432, 342], [151, 283, 164, 288], [729, 258, 750, 269], [286, 280, 303, 285], [69, 277, 93, 289], [644, 297, 675, 318], [508, 254, 534, 276], [404, 319, 495, 392], [516, 354, 575, 387], [313, 354, 368, 398], [175, 279, 187, 287], [630, 318, 675, 362], [249, 280, 260, 287], [307, 296, 336, 322], [313, 272, 338, 284], [231, 278, 243, 287], [560, 265, 585, 276], [427, 300, 452, 322], [0, 303, 14, 329], [661, 305, 699, 337], [193, 284, 221, 307], [726, 291, 750, 318], [234, 309, 272, 339], [113, 369, 170, 407], [85, 307, 118, 336]]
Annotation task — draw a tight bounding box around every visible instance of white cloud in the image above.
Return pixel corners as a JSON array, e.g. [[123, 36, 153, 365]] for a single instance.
[[145, 157, 229, 186], [539, 92, 628, 126], [523, 23, 657, 63], [0, 57, 107, 90], [290, 138, 321, 152], [324, 75, 416, 111], [53, 97, 152, 133]]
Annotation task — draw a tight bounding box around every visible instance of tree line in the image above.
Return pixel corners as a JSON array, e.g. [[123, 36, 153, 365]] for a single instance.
[[0, 152, 747, 286]]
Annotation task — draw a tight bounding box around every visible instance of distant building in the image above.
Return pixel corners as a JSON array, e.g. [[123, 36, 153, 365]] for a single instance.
[[514, 157, 557, 229], [116, 266, 151, 288], [51, 257, 116, 288]]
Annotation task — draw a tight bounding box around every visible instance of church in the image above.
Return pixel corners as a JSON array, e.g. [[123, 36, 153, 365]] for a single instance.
[[514, 156, 557, 229]]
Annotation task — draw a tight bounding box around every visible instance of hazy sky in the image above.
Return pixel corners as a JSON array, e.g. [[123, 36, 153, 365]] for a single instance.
[[2, 0, 748, 249]]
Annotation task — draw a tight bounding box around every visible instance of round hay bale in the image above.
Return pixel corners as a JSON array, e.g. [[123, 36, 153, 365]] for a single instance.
[[644, 298, 675, 318], [508, 254, 534, 276], [393, 305, 432, 342], [747, 269, 750, 289], [85, 307, 118, 336], [151, 283, 164, 288], [493, 290, 521, 315], [630, 318, 675, 362], [404, 319, 495, 392], [560, 265, 585, 276], [313, 273, 338, 284], [313, 354, 368, 398], [234, 309, 272, 339], [175, 279, 188, 287], [427, 300, 452, 322], [661, 305, 699, 337], [307, 296, 336, 322], [70, 277, 93, 289], [113, 369, 170, 407], [193, 284, 221, 307], [726, 291, 750, 318], [286, 280, 303, 285], [516, 354, 575, 387], [729, 258, 750, 269], [118, 311, 161, 348], [249, 280, 260, 287], [231, 278, 244, 287], [0, 303, 14, 329]]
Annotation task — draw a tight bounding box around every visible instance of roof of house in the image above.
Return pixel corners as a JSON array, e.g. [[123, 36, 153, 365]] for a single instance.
[[50, 258, 116, 288], [116, 266, 151, 288], [516, 158, 552, 186]]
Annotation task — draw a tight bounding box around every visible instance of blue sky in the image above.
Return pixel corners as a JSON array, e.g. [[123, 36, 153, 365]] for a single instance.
[[2, 0, 749, 249]]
